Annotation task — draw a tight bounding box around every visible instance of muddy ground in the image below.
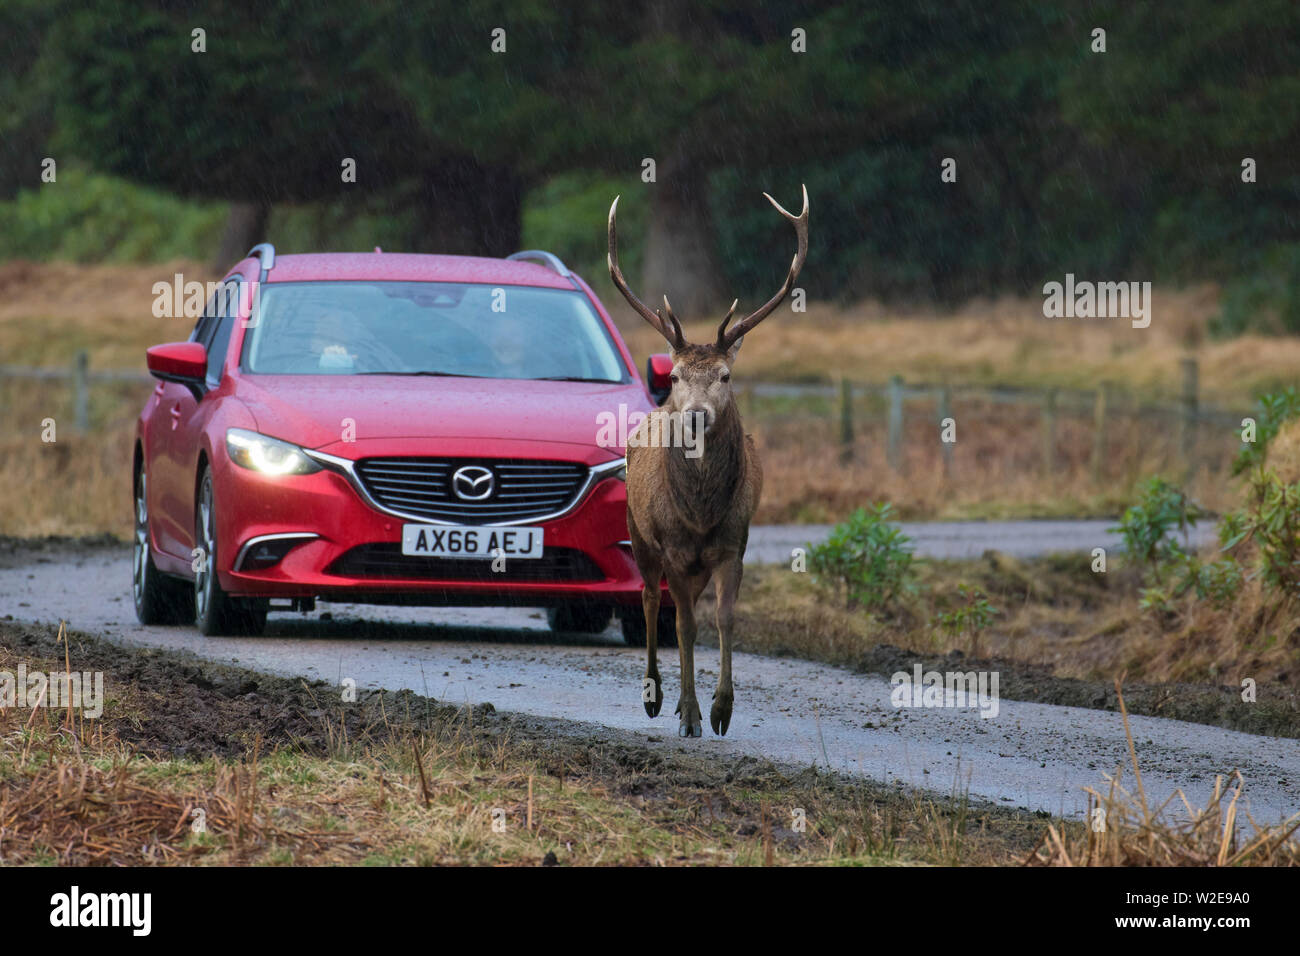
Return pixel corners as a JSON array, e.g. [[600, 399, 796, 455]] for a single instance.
[[0, 618, 1050, 863]]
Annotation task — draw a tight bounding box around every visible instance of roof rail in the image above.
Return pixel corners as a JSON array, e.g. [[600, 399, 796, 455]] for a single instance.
[[506, 250, 571, 277], [247, 242, 276, 284]]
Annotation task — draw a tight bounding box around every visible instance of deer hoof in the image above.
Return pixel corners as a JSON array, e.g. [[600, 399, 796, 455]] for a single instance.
[[643, 675, 663, 718], [675, 700, 702, 738], [710, 700, 732, 736]]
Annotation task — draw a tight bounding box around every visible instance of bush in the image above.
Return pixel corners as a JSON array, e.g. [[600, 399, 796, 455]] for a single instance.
[[0, 164, 225, 263], [1111, 477, 1204, 583], [936, 585, 998, 655], [807, 503, 915, 610], [1221, 470, 1300, 595], [1234, 388, 1300, 476]]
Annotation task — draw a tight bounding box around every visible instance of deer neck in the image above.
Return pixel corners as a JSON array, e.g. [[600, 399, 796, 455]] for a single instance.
[[663, 398, 745, 534]]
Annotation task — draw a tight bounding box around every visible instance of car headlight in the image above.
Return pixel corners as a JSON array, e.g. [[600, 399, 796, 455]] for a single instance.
[[225, 428, 321, 475]]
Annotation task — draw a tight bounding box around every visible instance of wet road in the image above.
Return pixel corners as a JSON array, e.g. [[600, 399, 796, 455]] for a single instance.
[[1, 529, 1294, 827]]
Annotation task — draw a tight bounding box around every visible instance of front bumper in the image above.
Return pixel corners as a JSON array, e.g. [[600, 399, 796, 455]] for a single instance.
[[212, 448, 653, 608]]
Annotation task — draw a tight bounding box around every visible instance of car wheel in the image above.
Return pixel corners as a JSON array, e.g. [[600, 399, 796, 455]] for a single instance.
[[194, 467, 268, 637], [547, 602, 612, 634], [133, 470, 195, 625], [620, 607, 678, 648]]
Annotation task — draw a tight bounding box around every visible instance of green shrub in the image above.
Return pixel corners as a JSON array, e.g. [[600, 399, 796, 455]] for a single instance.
[[1111, 477, 1204, 582], [0, 164, 225, 263], [1221, 469, 1300, 595], [807, 503, 916, 610], [936, 585, 998, 654], [1139, 554, 1244, 613], [1233, 387, 1300, 476]]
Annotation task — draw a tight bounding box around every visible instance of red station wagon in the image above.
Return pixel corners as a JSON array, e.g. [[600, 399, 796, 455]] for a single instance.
[[133, 244, 675, 643]]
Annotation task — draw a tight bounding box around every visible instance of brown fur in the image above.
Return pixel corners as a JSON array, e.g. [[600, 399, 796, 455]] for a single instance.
[[625, 344, 762, 736], [607, 186, 805, 736]]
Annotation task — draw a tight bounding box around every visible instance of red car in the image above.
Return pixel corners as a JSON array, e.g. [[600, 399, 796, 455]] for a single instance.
[[133, 244, 675, 643]]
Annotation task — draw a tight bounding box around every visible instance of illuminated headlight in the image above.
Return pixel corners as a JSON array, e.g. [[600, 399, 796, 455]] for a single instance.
[[226, 428, 321, 475]]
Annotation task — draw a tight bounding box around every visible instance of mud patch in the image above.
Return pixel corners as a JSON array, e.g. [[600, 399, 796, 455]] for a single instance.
[[0, 534, 125, 570]]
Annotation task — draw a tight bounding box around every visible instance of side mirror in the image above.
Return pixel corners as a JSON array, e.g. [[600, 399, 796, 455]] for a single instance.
[[147, 342, 208, 399], [646, 353, 673, 406]]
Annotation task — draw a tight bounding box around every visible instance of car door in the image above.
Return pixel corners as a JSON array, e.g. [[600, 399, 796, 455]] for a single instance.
[[149, 280, 237, 562]]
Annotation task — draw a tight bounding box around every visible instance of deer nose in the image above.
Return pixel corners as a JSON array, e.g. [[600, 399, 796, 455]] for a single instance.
[[681, 405, 714, 432]]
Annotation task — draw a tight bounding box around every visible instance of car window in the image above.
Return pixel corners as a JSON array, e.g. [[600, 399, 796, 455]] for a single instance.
[[190, 283, 220, 345], [241, 281, 629, 382], [204, 279, 240, 384]]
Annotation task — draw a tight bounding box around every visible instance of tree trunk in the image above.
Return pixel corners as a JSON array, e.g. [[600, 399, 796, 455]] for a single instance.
[[642, 163, 725, 318], [410, 160, 522, 258], [213, 200, 271, 272]]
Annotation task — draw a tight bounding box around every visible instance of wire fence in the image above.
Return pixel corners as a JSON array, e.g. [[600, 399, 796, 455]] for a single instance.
[[0, 352, 150, 432], [0, 352, 1253, 482], [740, 357, 1253, 482]]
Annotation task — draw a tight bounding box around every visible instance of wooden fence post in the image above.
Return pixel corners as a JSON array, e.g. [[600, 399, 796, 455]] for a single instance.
[[74, 351, 89, 433], [937, 386, 953, 478], [1091, 383, 1109, 484], [887, 375, 904, 473], [837, 375, 853, 463], [1180, 357, 1198, 481], [1041, 388, 1057, 474]]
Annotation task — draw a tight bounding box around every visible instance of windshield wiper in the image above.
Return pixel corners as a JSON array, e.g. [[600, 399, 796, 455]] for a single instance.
[[535, 375, 622, 383], [355, 371, 489, 378]]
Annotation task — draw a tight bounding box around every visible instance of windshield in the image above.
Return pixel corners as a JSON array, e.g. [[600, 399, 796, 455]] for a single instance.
[[241, 280, 628, 381]]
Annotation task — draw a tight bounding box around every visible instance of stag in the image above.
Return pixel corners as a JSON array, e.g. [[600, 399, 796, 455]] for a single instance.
[[608, 185, 808, 737]]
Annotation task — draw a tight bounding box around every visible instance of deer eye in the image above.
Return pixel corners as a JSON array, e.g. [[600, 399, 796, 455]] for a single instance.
[[720, 373, 730, 383], [669, 374, 679, 384]]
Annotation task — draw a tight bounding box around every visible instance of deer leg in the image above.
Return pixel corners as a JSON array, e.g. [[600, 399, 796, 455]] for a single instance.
[[627, 513, 664, 719], [667, 574, 702, 738], [710, 555, 742, 736], [640, 578, 664, 718]]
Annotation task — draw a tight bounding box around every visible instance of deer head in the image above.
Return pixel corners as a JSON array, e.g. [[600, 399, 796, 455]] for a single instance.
[[607, 185, 808, 433]]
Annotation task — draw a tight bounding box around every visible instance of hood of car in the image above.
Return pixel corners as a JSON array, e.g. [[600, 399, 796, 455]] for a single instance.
[[234, 374, 650, 454]]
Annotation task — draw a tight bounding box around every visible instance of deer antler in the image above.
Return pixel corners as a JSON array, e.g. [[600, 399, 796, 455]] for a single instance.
[[717, 184, 808, 351], [608, 196, 685, 349]]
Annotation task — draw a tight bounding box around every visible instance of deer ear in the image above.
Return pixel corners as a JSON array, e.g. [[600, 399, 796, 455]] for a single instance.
[[726, 335, 744, 362]]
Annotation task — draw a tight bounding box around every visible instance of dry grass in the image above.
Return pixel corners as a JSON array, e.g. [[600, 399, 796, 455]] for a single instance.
[[751, 394, 1240, 523], [616, 283, 1296, 406], [0, 380, 142, 536], [1027, 681, 1300, 866], [0, 259, 210, 368]]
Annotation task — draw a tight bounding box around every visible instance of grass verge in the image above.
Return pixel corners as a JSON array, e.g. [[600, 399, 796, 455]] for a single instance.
[[695, 555, 1300, 739]]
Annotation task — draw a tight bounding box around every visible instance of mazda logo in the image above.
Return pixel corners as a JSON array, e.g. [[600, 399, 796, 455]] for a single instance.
[[451, 465, 494, 501]]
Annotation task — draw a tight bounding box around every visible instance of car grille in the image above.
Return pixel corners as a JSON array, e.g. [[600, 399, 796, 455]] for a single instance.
[[353, 458, 588, 524], [327, 544, 604, 582]]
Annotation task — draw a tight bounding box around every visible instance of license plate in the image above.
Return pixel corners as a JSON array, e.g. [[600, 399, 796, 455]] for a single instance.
[[401, 524, 544, 559]]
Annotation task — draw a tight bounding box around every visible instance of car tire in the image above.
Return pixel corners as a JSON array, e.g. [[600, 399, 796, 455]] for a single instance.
[[194, 466, 268, 637], [547, 602, 612, 634], [133, 469, 195, 625], [620, 607, 678, 648]]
